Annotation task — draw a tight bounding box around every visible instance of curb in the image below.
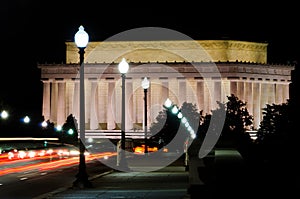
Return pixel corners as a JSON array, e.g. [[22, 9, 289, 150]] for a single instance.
[[33, 170, 114, 199]]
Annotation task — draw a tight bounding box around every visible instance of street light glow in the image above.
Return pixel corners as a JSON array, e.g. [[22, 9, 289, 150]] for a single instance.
[[41, 121, 48, 128], [141, 77, 150, 89], [118, 58, 129, 74], [74, 25, 89, 48], [171, 106, 179, 114], [0, 110, 8, 119], [23, 116, 30, 123], [164, 98, 172, 108], [56, 125, 62, 131]]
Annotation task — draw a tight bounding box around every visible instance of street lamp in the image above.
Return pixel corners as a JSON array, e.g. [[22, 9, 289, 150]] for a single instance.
[[1, 110, 9, 119], [73, 25, 91, 188], [141, 77, 150, 154], [118, 58, 129, 169]]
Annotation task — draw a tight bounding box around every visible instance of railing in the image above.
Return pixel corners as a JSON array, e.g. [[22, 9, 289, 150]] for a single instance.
[[84, 130, 149, 139]]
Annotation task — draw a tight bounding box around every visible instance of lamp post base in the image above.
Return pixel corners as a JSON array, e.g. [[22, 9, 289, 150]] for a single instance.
[[116, 151, 131, 172], [73, 172, 92, 188]]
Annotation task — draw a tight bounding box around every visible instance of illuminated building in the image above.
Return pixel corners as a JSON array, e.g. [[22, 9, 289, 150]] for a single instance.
[[38, 40, 293, 135]]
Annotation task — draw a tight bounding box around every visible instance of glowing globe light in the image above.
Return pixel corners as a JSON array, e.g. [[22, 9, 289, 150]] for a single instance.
[[177, 112, 183, 119], [41, 121, 48, 128], [74, 25, 89, 48], [181, 117, 187, 124], [191, 133, 196, 139], [171, 106, 179, 114], [23, 116, 30, 123], [141, 77, 150, 89], [118, 58, 129, 74], [68, 129, 74, 135], [1, 110, 8, 119], [56, 125, 62, 131], [164, 98, 172, 108]]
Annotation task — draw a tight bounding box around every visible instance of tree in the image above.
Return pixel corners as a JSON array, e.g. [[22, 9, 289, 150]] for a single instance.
[[256, 101, 291, 161], [61, 114, 79, 145], [149, 102, 202, 151], [149, 106, 180, 148], [200, 94, 253, 156]]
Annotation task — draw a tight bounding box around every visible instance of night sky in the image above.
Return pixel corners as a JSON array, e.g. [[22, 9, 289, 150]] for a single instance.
[[0, 0, 298, 125]]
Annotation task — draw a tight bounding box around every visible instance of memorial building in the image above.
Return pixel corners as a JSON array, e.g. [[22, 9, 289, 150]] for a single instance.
[[38, 40, 293, 136]]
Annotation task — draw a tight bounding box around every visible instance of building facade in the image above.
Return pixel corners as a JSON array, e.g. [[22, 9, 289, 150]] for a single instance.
[[38, 40, 293, 134]]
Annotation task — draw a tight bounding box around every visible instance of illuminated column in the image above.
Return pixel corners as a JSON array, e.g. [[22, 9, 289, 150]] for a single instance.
[[245, 81, 253, 116], [85, 79, 91, 129], [65, 80, 75, 117], [196, 79, 204, 111], [260, 82, 269, 122], [267, 82, 276, 105], [252, 82, 260, 129], [89, 79, 99, 130], [97, 81, 106, 130], [203, 80, 212, 114], [107, 81, 116, 130], [283, 83, 289, 103], [125, 78, 133, 131], [275, 83, 283, 104], [237, 81, 245, 102], [186, 78, 197, 104], [178, 78, 186, 105], [160, 78, 169, 105], [42, 80, 51, 121], [222, 79, 231, 102], [230, 81, 238, 97], [57, 80, 66, 126], [169, 78, 179, 105], [214, 80, 221, 109], [151, 78, 161, 123], [50, 81, 58, 123]]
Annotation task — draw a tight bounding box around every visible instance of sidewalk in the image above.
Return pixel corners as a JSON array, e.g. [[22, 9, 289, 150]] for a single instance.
[[35, 154, 191, 199]]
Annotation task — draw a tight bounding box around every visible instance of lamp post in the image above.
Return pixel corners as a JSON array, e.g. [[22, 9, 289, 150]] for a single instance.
[[118, 58, 129, 169], [73, 25, 91, 188], [141, 77, 150, 154]]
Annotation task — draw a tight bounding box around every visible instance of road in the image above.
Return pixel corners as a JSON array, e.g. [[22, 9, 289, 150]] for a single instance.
[[0, 154, 116, 199]]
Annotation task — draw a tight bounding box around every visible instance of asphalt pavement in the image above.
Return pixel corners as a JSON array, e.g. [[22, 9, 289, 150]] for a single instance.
[[34, 153, 191, 199], [33, 148, 297, 199]]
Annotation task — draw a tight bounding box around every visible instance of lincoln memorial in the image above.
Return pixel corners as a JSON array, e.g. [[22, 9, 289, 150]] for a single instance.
[[38, 40, 293, 134]]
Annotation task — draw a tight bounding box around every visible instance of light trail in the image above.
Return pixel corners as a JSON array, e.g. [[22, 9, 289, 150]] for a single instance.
[[0, 152, 116, 176]]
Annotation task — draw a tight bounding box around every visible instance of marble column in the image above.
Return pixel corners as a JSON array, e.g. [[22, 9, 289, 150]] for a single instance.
[[267, 82, 276, 105], [203, 80, 212, 114], [230, 81, 238, 97], [160, 78, 169, 105], [178, 79, 186, 106], [57, 80, 66, 126], [275, 83, 283, 104], [42, 80, 51, 121], [151, 78, 162, 123], [283, 83, 289, 103], [237, 81, 245, 102], [196, 80, 204, 112], [126, 78, 133, 131], [89, 79, 99, 130], [107, 80, 116, 130], [245, 81, 253, 116], [50, 81, 58, 123], [65, 80, 75, 117], [214, 80, 221, 109], [252, 82, 260, 129], [97, 81, 107, 130]]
